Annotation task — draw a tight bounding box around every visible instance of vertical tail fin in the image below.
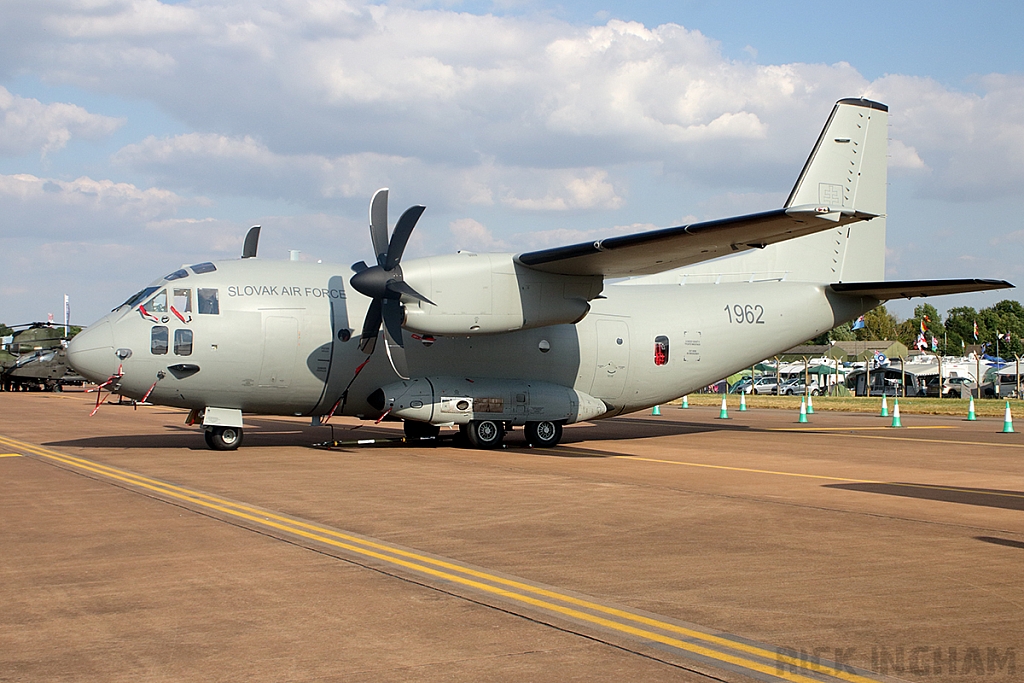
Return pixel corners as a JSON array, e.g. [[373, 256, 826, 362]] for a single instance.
[[785, 98, 887, 217], [782, 98, 888, 282]]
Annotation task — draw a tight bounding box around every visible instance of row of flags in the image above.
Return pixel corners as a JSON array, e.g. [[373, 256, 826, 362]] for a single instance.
[[852, 314, 1013, 351]]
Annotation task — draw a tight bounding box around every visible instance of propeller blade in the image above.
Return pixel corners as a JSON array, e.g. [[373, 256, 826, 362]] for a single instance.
[[358, 298, 383, 355], [383, 326, 411, 380], [385, 279, 436, 306], [351, 260, 369, 274], [384, 205, 425, 271], [381, 297, 405, 347], [369, 188, 390, 267]]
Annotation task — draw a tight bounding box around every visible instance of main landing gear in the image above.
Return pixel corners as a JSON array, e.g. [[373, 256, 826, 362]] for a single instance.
[[525, 420, 562, 448], [456, 419, 564, 449]]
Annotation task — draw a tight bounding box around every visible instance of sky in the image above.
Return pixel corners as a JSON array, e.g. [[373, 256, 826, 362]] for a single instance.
[[1, 0, 1023, 326]]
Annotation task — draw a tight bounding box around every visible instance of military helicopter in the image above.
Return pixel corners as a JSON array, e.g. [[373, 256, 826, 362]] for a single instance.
[[67, 98, 1012, 450], [1, 323, 85, 392]]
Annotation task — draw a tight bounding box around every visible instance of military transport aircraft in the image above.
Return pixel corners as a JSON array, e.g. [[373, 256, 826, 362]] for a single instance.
[[67, 98, 1011, 450]]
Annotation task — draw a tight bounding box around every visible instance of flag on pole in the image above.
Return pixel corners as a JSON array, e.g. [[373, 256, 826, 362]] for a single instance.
[[920, 315, 929, 334], [974, 320, 979, 340], [851, 315, 866, 331], [64, 294, 70, 338], [931, 335, 938, 352], [916, 333, 928, 351]]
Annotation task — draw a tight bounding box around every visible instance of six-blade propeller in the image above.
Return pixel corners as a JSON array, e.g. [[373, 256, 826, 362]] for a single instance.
[[349, 189, 435, 355]]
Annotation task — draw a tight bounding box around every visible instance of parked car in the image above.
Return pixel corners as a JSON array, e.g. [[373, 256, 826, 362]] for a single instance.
[[750, 376, 780, 395], [781, 378, 822, 396], [921, 375, 977, 398]]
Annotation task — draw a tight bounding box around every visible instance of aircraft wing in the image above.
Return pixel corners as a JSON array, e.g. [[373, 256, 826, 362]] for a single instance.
[[830, 279, 1014, 300], [516, 206, 877, 277]]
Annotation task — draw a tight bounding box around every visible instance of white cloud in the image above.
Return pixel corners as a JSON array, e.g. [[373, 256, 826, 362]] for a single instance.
[[115, 132, 627, 211], [867, 74, 1024, 199], [12, 0, 1020, 206], [0, 86, 123, 157], [0, 173, 193, 227], [449, 217, 509, 251]]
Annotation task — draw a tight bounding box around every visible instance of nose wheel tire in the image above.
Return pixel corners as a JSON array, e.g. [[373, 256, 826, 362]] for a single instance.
[[205, 426, 243, 451], [461, 419, 504, 449], [525, 420, 562, 448]]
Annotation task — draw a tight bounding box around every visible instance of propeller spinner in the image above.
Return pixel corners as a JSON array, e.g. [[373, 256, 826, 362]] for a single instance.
[[349, 189, 435, 355]]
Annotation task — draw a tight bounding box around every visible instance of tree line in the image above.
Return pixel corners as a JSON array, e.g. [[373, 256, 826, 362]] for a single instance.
[[813, 299, 1024, 358]]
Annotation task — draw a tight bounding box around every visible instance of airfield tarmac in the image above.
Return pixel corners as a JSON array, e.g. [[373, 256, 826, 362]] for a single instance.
[[1, 392, 1022, 683]]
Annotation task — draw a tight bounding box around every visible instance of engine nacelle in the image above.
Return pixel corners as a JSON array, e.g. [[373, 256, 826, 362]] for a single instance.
[[398, 253, 602, 336], [374, 376, 608, 426]]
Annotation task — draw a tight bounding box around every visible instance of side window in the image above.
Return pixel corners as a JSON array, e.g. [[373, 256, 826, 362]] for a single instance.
[[174, 329, 193, 356], [654, 335, 669, 366], [143, 289, 168, 313], [151, 326, 168, 355], [197, 288, 219, 315], [172, 288, 192, 313]]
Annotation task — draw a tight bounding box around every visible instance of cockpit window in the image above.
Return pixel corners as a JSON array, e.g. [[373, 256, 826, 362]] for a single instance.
[[151, 326, 168, 355], [174, 329, 193, 356], [173, 288, 192, 313], [191, 262, 217, 274], [197, 288, 219, 314], [164, 269, 189, 281], [114, 286, 159, 311], [142, 289, 168, 313]]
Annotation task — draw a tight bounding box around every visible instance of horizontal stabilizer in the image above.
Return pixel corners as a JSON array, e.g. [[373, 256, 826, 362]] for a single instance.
[[830, 279, 1014, 301]]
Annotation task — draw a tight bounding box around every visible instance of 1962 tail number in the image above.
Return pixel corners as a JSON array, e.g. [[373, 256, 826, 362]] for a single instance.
[[724, 304, 765, 324]]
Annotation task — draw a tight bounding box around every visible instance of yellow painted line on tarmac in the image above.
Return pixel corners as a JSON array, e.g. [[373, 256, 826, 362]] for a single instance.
[[0, 433, 881, 683], [770, 425, 956, 432], [0, 453, 22, 457], [830, 432, 1024, 449], [612, 455, 875, 483], [610, 455, 1024, 502]]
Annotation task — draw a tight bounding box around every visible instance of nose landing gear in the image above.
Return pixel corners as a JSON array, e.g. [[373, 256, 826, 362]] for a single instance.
[[205, 426, 243, 451]]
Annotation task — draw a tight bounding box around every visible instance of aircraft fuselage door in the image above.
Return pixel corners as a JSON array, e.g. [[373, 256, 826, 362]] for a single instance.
[[592, 319, 629, 400], [259, 315, 298, 388]]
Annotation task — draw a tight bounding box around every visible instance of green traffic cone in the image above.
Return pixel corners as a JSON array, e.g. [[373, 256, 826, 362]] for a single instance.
[[681, 395, 689, 409], [806, 394, 815, 414], [739, 392, 747, 411], [1002, 402, 1014, 433], [880, 395, 889, 418], [890, 398, 903, 428], [967, 396, 977, 421], [798, 397, 808, 423], [652, 404, 661, 416], [718, 397, 729, 419]]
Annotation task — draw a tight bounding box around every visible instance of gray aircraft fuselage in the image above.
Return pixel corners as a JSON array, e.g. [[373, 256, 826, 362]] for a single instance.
[[69, 257, 872, 419]]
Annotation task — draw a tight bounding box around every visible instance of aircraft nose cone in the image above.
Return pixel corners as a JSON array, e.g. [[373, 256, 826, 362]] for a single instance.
[[67, 320, 118, 383]]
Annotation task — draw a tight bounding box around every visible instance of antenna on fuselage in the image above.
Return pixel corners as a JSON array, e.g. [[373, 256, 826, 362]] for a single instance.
[[242, 226, 261, 259]]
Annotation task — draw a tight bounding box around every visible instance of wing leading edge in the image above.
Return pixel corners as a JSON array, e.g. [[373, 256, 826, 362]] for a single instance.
[[516, 206, 877, 278]]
